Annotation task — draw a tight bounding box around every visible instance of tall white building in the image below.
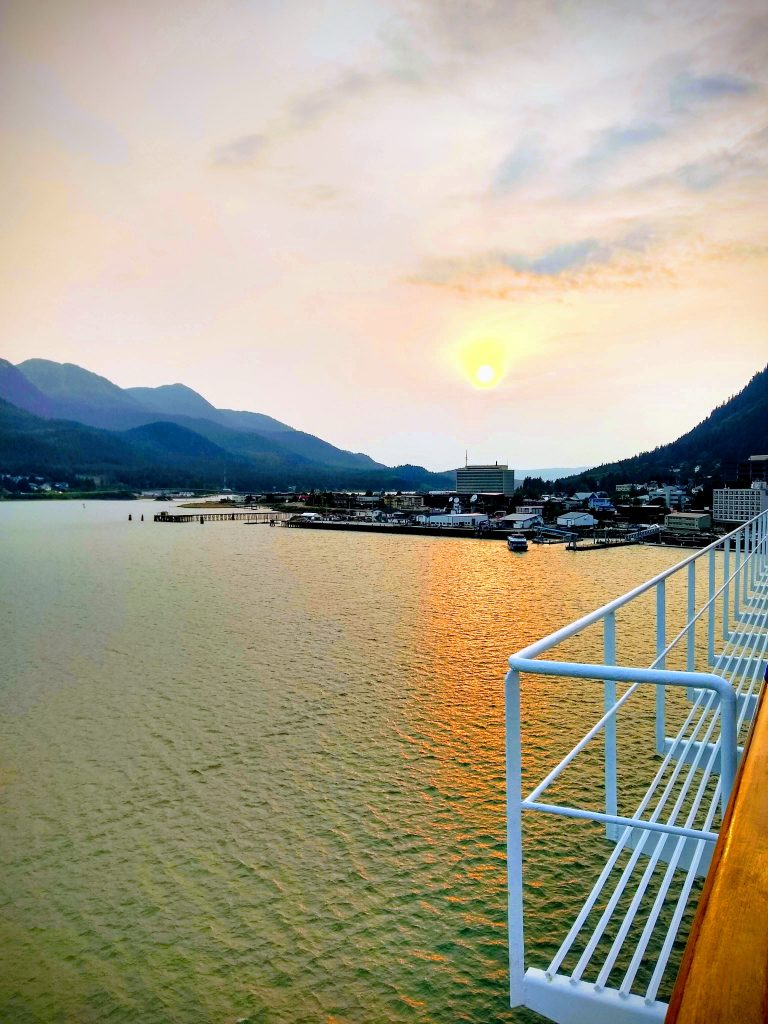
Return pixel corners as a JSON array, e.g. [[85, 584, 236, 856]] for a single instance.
[[456, 463, 516, 496], [712, 482, 768, 523]]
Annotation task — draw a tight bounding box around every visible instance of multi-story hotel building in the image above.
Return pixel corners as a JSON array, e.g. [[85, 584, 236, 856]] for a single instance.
[[712, 482, 768, 523], [456, 463, 516, 496]]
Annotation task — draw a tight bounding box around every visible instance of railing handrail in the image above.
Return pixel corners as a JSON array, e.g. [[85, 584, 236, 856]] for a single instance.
[[507, 660, 738, 809], [504, 504, 768, 1018], [511, 509, 768, 663]]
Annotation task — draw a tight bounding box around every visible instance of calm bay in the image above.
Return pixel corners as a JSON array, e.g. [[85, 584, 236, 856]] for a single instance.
[[1, 501, 686, 1023]]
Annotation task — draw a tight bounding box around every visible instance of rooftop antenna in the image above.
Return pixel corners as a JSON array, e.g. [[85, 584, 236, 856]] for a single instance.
[[465, 450, 468, 467]]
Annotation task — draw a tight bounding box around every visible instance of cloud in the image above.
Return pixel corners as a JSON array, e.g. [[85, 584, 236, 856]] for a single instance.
[[669, 71, 757, 111], [674, 123, 768, 190], [287, 70, 393, 126], [212, 133, 266, 165], [582, 121, 666, 168], [397, 0, 574, 57], [408, 226, 664, 298], [677, 155, 732, 191], [501, 238, 605, 275], [492, 138, 540, 193], [409, 225, 768, 303], [211, 65, 422, 167]]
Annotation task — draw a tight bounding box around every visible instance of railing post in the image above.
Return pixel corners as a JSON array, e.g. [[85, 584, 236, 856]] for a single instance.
[[742, 523, 750, 602], [719, 689, 737, 815], [708, 549, 716, 666], [604, 611, 617, 839], [751, 519, 758, 590], [687, 561, 696, 672], [655, 581, 666, 754], [722, 536, 730, 640], [505, 668, 525, 1008], [734, 531, 741, 621]]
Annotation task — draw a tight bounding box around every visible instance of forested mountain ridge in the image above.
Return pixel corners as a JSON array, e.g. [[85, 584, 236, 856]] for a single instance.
[[0, 358, 416, 485], [555, 365, 768, 491]]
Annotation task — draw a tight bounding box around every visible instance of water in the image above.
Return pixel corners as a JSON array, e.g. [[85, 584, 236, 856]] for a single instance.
[[0, 501, 684, 1023]]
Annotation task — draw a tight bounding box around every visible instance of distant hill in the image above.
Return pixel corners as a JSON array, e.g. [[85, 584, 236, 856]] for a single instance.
[[517, 466, 590, 482], [128, 383, 384, 470], [0, 369, 454, 490], [556, 364, 768, 491], [123, 421, 248, 462], [0, 359, 56, 418], [1, 359, 392, 477], [17, 359, 149, 429], [0, 397, 143, 477], [126, 383, 296, 436], [10, 356, 762, 495]]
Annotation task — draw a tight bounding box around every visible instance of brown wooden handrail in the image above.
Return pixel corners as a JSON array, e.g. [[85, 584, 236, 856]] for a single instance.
[[666, 679, 768, 1023]]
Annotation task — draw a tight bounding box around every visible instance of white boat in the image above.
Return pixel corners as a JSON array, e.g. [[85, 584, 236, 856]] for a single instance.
[[507, 533, 528, 552]]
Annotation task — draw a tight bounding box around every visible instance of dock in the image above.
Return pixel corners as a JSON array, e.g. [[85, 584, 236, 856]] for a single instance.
[[281, 519, 512, 539], [567, 524, 661, 550], [153, 510, 294, 524]]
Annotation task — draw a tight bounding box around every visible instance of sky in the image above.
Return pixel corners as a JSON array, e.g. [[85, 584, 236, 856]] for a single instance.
[[1, 0, 766, 471]]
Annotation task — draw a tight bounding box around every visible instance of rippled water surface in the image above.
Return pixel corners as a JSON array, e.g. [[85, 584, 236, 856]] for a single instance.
[[1, 501, 686, 1023]]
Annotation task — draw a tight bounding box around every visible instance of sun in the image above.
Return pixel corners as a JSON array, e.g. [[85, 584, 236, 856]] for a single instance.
[[475, 364, 496, 386], [452, 333, 508, 390]]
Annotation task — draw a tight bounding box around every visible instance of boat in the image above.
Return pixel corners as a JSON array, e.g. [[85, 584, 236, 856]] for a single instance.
[[507, 533, 528, 552]]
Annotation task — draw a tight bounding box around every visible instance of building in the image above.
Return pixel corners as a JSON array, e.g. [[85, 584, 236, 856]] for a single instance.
[[456, 463, 515, 496], [557, 511, 597, 529], [389, 493, 425, 510], [664, 512, 712, 532], [737, 453, 768, 485], [517, 504, 544, 516], [647, 485, 687, 509], [416, 513, 489, 527], [713, 483, 768, 523], [499, 512, 543, 530], [588, 496, 615, 512]]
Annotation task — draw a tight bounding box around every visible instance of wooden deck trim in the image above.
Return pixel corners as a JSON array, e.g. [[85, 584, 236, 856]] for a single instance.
[[666, 677, 768, 1024]]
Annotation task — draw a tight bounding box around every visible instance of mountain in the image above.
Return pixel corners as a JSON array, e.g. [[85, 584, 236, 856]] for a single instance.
[[517, 466, 590, 482], [123, 421, 248, 462], [0, 384, 454, 490], [16, 359, 150, 429], [126, 383, 230, 422], [0, 359, 57, 418], [0, 397, 142, 475], [126, 383, 295, 435], [556, 365, 768, 491], [5, 360, 389, 474], [126, 383, 383, 470], [248, 428, 385, 471], [4, 357, 764, 495]]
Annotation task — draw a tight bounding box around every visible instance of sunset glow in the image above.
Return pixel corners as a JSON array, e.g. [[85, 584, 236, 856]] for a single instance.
[[0, 1, 766, 470]]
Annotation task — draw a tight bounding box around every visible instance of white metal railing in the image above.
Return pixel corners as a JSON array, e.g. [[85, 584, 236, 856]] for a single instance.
[[505, 508, 768, 1023]]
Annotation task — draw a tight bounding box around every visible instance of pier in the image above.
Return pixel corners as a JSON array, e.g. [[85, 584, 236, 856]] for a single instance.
[[505, 508, 768, 1022], [281, 518, 512, 539], [153, 510, 294, 524], [567, 524, 661, 550]]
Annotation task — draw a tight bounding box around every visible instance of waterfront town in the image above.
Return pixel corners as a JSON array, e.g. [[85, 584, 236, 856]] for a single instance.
[[144, 454, 768, 547]]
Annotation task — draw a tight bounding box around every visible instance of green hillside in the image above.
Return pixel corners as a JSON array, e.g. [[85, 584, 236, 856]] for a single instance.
[[1, 358, 395, 476], [0, 397, 454, 491], [555, 364, 768, 491]]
